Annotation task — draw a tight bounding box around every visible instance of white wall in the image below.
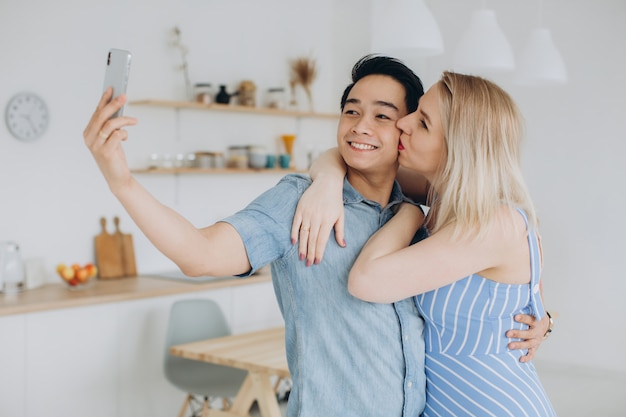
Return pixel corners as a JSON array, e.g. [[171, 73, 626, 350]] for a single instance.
[[420, 0, 626, 376], [1, 0, 625, 376], [0, 0, 356, 272]]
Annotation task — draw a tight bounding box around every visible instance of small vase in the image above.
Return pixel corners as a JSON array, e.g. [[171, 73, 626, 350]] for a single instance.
[[281, 134, 297, 168]]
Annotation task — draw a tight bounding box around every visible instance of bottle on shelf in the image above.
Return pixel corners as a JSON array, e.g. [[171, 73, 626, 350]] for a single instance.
[[215, 85, 238, 104]]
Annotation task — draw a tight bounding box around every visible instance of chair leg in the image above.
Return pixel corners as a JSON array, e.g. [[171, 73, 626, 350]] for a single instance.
[[222, 397, 231, 411], [178, 394, 192, 417], [201, 396, 210, 417], [273, 378, 281, 393]]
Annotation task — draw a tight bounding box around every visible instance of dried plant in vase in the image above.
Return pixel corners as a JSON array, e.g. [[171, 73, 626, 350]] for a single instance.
[[289, 79, 298, 109], [289, 56, 318, 112], [171, 26, 192, 100]]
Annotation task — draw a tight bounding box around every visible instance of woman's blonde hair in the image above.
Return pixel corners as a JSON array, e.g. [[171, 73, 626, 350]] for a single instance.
[[427, 71, 537, 237]]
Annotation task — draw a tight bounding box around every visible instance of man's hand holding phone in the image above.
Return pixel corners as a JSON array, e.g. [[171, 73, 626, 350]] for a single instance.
[[83, 49, 137, 193], [83, 87, 138, 193], [84, 48, 136, 194]]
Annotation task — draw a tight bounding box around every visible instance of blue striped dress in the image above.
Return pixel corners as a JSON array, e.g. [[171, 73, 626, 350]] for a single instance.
[[414, 210, 557, 416]]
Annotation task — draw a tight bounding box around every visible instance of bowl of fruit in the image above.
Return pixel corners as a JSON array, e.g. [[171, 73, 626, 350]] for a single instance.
[[56, 263, 98, 290]]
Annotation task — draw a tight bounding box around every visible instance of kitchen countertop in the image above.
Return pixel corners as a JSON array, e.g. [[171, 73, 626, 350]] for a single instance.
[[0, 274, 270, 317]]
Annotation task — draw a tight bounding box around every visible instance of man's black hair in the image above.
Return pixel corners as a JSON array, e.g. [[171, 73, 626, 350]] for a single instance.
[[340, 54, 424, 113]]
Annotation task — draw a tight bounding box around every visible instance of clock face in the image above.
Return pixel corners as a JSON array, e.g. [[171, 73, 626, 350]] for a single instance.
[[5, 92, 49, 141]]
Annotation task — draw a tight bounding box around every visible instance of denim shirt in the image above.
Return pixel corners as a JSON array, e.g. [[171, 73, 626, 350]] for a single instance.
[[223, 174, 426, 417]]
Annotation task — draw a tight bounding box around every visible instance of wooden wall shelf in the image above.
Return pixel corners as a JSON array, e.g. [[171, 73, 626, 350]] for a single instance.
[[131, 167, 304, 175], [130, 99, 339, 120]]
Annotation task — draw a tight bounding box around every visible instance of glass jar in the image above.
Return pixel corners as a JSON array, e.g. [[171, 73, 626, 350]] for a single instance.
[[238, 80, 257, 107], [185, 153, 196, 168], [194, 83, 213, 105], [0, 241, 25, 294], [195, 152, 213, 169], [265, 87, 286, 109], [227, 146, 249, 169], [195, 151, 224, 169]]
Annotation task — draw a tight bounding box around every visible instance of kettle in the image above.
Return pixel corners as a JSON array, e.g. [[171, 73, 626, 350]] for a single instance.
[[0, 241, 25, 294], [215, 85, 239, 104]]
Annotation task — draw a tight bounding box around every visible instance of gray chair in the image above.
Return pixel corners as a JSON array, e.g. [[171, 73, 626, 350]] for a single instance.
[[164, 299, 248, 417]]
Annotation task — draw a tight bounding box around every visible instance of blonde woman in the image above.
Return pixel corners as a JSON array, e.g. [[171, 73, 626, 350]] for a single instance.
[[294, 72, 556, 415]]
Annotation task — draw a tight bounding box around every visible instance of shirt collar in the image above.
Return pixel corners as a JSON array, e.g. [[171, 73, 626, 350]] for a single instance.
[[342, 176, 410, 208]]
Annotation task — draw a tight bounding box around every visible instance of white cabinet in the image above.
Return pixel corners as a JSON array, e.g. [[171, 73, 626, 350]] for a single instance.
[[0, 280, 283, 417], [25, 303, 118, 416], [0, 314, 26, 415]]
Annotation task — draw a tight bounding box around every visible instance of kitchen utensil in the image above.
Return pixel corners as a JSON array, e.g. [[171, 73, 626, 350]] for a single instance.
[[215, 85, 238, 104], [248, 146, 267, 169], [113, 216, 137, 277], [266, 154, 276, 169], [94, 217, 137, 279], [249, 153, 268, 169], [265, 87, 286, 109], [238, 80, 256, 107], [0, 241, 25, 294], [95, 217, 124, 279], [24, 257, 46, 290], [227, 146, 249, 169], [281, 134, 297, 168], [195, 151, 225, 169], [279, 154, 291, 169], [194, 83, 213, 104]]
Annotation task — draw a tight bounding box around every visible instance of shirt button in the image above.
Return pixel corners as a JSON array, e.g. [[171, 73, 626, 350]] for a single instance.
[[407, 381, 413, 388], [533, 283, 540, 293], [404, 335, 409, 341]]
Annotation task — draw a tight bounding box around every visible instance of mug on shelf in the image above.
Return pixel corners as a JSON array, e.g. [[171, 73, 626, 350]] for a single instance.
[[266, 154, 277, 169], [279, 154, 291, 169]]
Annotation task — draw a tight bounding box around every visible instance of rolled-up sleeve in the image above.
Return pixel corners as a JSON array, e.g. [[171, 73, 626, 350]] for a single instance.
[[221, 175, 307, 276]]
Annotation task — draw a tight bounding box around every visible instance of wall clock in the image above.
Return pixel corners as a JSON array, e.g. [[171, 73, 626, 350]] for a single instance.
[[4, 92, 49, 141]]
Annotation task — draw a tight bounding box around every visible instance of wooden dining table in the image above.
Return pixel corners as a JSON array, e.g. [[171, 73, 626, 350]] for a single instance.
[[169, 326, 289, 417]]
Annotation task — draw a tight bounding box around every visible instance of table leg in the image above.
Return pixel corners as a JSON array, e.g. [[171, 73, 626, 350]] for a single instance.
[[249, 371, 283, 417], [229, 375, 256, 415], [202, 378, 252, 417], [228, 372, 283, 417]]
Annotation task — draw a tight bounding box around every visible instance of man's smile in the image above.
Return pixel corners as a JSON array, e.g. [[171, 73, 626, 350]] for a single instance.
[[349, 141, 378, 150]]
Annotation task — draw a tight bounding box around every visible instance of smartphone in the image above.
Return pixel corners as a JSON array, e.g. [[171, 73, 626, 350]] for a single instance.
[[102, 48, 132, 118]]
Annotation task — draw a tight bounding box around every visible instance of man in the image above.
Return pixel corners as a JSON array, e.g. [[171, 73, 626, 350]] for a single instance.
[[84, 55, 545, 416]]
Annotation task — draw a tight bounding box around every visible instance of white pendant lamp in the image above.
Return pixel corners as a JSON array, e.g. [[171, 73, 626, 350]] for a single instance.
[[371, 0, 444, 57], [514, 0, 567, 85], [514, 28, 567, 85], [454, 9, 515, 74]]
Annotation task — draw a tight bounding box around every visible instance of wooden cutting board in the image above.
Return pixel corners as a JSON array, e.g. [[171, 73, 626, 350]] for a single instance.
[[113, 216, 137, 277], [94, 217, 137, 279]]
